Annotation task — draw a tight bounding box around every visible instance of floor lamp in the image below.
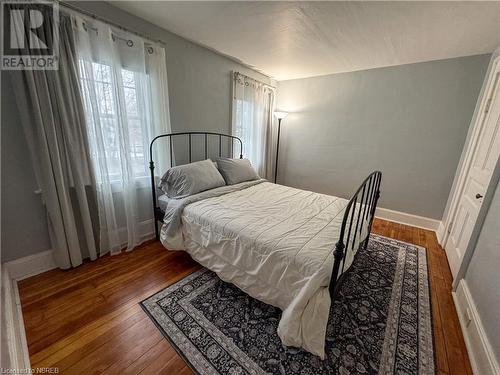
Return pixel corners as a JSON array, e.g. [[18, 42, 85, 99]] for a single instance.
[[273, 111, 288, 183]]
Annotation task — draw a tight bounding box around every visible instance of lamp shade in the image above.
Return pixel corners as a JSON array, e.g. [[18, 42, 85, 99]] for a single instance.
[[274, 111, 289, 120]]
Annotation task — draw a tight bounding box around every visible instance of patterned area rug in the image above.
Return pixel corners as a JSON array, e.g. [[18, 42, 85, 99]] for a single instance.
[[141, 235, 435, 374]]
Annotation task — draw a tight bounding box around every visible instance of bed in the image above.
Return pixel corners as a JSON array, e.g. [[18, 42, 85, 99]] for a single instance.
[[149, 132, 382, 359]]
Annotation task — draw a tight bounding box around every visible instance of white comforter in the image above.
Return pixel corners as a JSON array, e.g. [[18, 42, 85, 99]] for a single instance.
[[160, 181, 358, 359]]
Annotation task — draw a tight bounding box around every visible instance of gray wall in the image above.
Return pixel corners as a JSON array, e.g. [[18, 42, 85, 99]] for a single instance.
[[276, 55, 490, 219], [465, 177, 500, 360], [1, 1, 270, 262]]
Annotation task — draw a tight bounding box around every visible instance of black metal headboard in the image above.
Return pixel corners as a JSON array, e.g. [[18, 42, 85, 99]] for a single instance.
[[149, 132, 244, 239]]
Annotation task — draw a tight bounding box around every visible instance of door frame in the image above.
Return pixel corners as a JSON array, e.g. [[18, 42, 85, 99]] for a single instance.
[[439, 52, 500, 284]]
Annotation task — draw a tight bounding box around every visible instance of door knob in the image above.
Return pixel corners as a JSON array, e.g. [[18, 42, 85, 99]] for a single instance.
[[476, 193, 483, 199]]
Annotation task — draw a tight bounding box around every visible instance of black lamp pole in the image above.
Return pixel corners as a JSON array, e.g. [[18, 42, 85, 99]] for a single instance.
[[274, 118, 282, 183]]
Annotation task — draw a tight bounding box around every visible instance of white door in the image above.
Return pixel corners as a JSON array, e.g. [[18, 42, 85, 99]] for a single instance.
[[446, 70, 500, 278]]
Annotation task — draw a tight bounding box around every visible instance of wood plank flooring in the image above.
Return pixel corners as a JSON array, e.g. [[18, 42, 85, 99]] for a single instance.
[[18, 219, 472, 374]]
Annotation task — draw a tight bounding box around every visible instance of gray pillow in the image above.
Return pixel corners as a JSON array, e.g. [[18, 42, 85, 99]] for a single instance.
[[160, 159, 226, 198], [216, 157, 260, 185]]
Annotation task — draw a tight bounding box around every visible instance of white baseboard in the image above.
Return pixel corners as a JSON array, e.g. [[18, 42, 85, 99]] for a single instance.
[[1, 249, 56, 370], [1, 251, 53, 370], [1, 265, 31, 371], [4, 249, 56, 281], [453, 280, 500, 375], [436, 221, 447, 246], [375, 207, 440, 231], [4, 219, 155, 282]]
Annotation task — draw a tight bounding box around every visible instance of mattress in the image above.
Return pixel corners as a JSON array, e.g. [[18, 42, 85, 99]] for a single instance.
[[161, 181, 368, 358]]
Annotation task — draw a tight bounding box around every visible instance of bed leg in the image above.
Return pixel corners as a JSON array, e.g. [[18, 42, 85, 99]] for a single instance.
[[154, 218, 159, 241]]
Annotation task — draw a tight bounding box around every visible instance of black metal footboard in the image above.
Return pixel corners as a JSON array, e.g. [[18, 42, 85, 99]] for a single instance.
[[329, 171, 382, 299]]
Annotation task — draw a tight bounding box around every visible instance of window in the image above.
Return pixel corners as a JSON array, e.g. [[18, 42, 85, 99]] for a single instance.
[[233, 98, 252, 146], [78, 60, 151, 182], [232, 72, 274, 178]]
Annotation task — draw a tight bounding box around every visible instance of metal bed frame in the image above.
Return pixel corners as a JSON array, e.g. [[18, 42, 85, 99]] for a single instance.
[[149, 132, 381, 300]]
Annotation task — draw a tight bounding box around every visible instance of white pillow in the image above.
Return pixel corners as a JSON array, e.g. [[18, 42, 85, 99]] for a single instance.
[[159, 159, 226, 198]]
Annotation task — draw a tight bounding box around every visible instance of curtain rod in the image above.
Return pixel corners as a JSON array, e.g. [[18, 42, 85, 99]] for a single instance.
[[234, 71, 276, 90], [57, 1, 166, 47]]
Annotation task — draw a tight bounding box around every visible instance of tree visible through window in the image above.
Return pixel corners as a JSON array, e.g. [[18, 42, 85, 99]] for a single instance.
[[78, 60, 150, 182]]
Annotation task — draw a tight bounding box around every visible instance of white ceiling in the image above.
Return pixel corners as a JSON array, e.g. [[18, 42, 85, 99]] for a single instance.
[[110, 1, 500, 81]]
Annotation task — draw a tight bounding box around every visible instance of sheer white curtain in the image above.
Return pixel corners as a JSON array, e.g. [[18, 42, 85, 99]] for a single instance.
[[232, 72, 275, 179], [73, 15, 171, 255]]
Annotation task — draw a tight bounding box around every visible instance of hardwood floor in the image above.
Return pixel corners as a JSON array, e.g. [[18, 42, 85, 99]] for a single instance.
[[18, 218, 472, 374]]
